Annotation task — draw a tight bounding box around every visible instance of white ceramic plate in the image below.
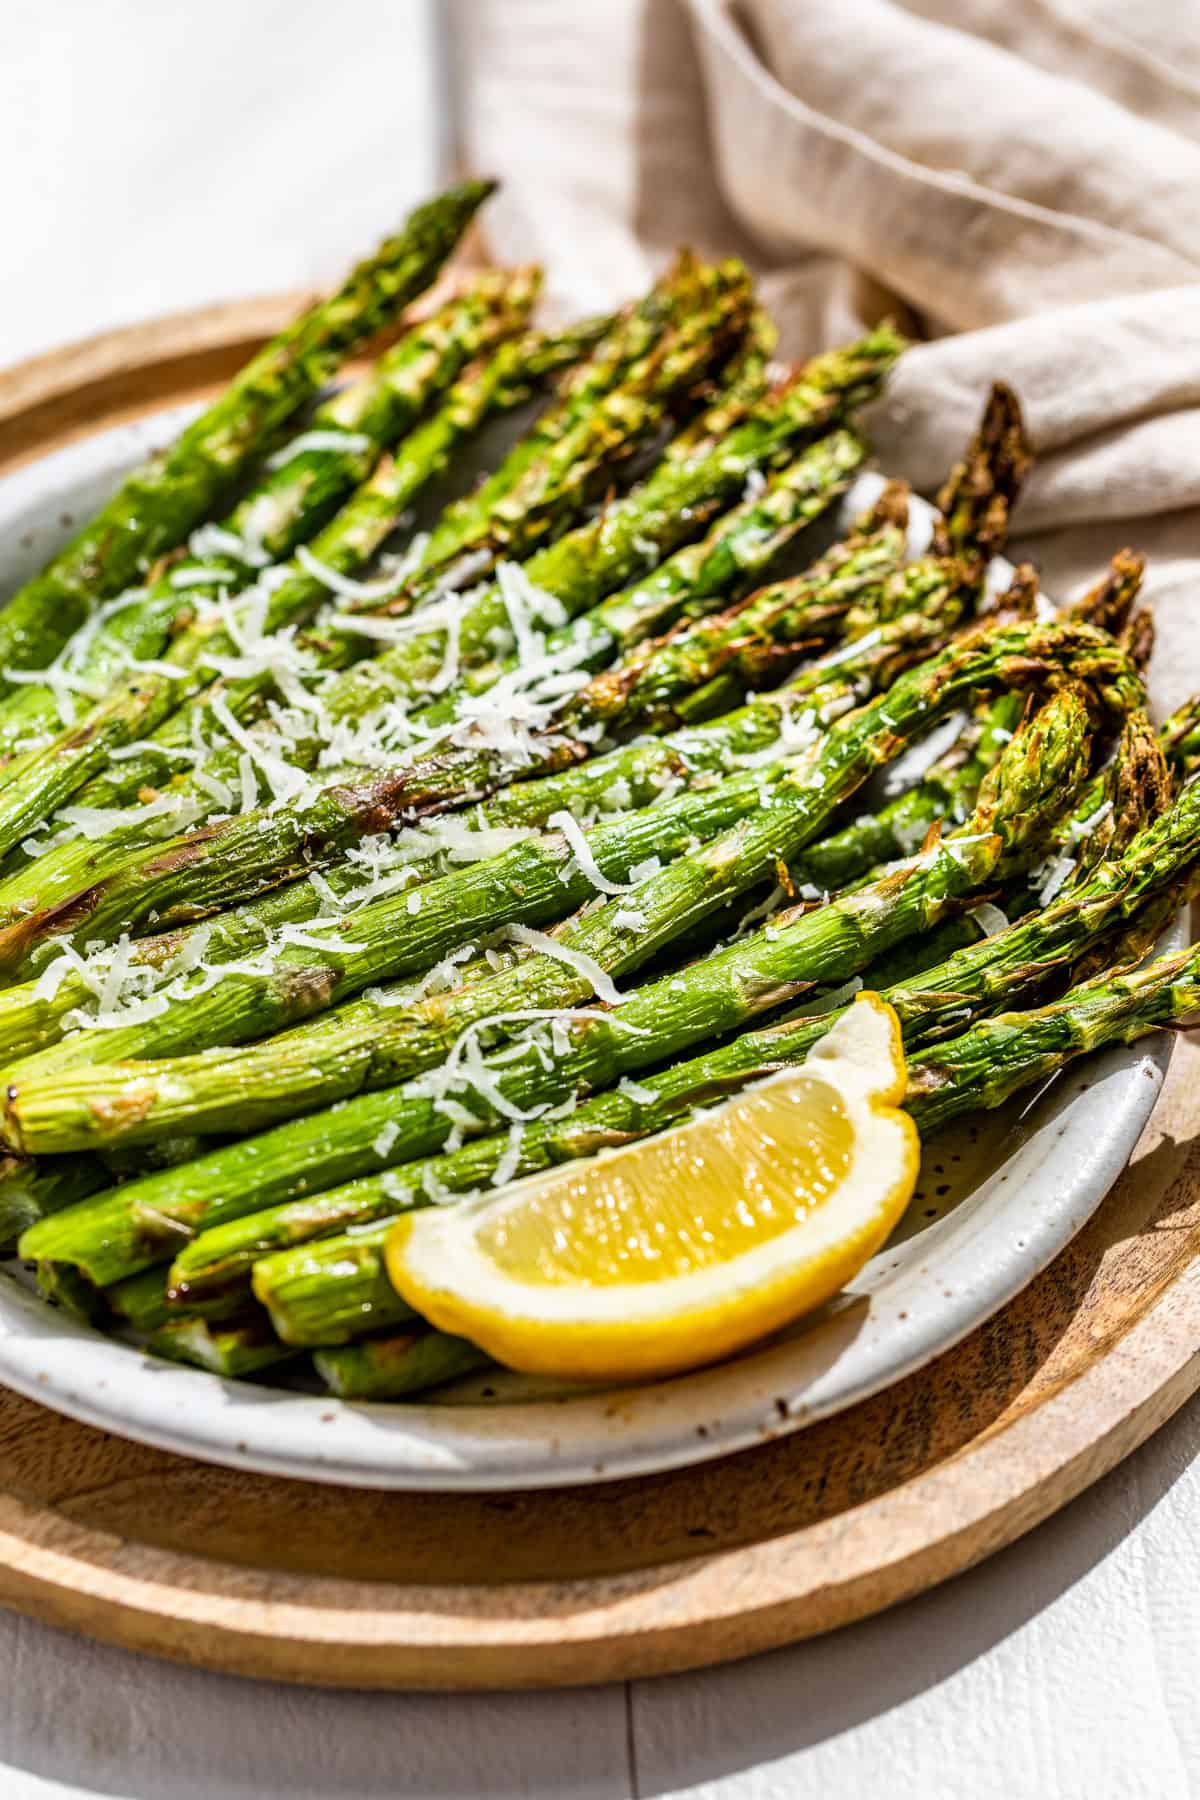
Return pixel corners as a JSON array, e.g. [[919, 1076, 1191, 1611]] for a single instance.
[[0, 422, 1179, 1490]]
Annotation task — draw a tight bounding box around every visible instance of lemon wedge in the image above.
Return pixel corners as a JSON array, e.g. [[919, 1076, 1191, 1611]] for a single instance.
[[384, 992, 919, 1382]]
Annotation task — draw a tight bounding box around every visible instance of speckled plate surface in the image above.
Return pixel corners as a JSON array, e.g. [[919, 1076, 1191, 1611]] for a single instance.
[[0, 417, 1179, 1491]]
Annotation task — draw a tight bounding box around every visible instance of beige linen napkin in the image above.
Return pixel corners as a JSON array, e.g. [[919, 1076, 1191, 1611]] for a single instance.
[[450, 0, 1200, 710]]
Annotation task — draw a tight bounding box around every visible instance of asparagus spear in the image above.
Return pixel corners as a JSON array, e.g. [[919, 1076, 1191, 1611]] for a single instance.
[[250, 937, 1200, 1348], [0, 272, 534, 762], [146, 1309, 300, 1379], [0, 275, 757, 897], [931, 382, 1032, 561], [256, 1227, 419, 1346], [0, 1150, 105, 1251], [32, 671, 1093, 1151], [65, 264, 748, 798], [0, 582, 985, 1063], [312, 1329, 490, 1400], [906, 940, 1200, 1128], [1053, 706, 1171, 885], [0, 283, 736, 864], [1161, 693, 1200, 784], [14, 621, 1136, 1282], [0, 323, 615, 902], [0, 181, 494, 690], [1063, 548, 1145, 639], [793, 691, 1027, 894], [56, 424, 871, 875], [106, 1263, 244, 1334]]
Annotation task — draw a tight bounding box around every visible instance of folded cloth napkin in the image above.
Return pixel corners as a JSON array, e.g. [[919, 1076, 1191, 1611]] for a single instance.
[[450, 0, 1200, 711]]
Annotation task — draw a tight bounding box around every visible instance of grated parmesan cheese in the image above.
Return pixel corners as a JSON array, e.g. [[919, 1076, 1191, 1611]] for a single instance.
[[296, 545, 408, 603], [372, 1120, 400, 1160], [617, 1075, 657, 1106], [805, 975, 864, 1016], [1036, 854, 1077, 906], [169, 566, 229, 590], [504, 923, 625, 1005], [490, 1123, 526, 1188], [188, 523, 268, 566], [266, 430, 373, 470], [547, 810, 631, 895], [969, 902, 1010, 938]]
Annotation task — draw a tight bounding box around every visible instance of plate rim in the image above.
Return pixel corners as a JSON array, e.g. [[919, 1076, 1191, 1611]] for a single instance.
[[0, 345, 1181, 1493]]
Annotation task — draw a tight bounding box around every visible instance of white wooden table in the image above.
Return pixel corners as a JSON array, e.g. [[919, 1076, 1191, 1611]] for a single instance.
[[0, 1399, 1198, 1798], [2, 5, 1198, 1792]]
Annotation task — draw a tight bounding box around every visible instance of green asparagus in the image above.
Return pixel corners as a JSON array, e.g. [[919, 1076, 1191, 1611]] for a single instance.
[[0, 276, 742, 863], [0, 180, 493, 688], [0, 271, 533, 762], [312, 1329, 490, 1400], [14, 617, 1140, 1282], [0, 581, 992, 1066]]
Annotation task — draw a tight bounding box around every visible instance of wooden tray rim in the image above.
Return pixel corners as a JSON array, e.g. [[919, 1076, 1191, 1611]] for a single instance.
[[0, 298, 1198, 1689]]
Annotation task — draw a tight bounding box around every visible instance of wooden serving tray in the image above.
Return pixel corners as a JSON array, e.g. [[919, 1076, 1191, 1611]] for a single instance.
[[0, 303, 1198, 1690]]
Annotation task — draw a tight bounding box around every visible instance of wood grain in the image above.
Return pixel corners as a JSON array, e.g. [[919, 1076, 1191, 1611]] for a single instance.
[[0, 302, 1198, 1691]]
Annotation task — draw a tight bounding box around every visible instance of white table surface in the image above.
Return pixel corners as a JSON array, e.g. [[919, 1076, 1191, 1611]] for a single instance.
[[2, 5, 1199, 1794]]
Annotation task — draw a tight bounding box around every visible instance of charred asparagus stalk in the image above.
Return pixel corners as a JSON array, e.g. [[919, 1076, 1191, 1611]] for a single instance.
[[0, 271, 740, 861], [312, 1329, 490, 1400], [19, 681, 1092, 1150], [14, 618, 1139, 1284], [0, 180, 494, 688], [0, 581, 1013, 1070], [0, 270, 535, 761]]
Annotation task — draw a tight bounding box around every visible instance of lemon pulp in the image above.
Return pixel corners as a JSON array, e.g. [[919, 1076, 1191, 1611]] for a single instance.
[[477, 1076, 854, 1286]]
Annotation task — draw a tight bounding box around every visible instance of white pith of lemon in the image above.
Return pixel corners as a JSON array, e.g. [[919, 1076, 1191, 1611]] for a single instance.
[[384, 992, 919, 1381]]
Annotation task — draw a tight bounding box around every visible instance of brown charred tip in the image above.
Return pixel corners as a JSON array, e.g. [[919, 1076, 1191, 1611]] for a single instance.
[[979, 382, 1033, 503], [933, 382, 1033, 559], [665, 246, 701, 284], [866, 479, 911, 534], [1066, 549, 1146, 637], [993, 562, 1041, 622], [1016, 688, 1041, 733], [1121, 607, 1155, 674], [1112, 711, 1172, 843]]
